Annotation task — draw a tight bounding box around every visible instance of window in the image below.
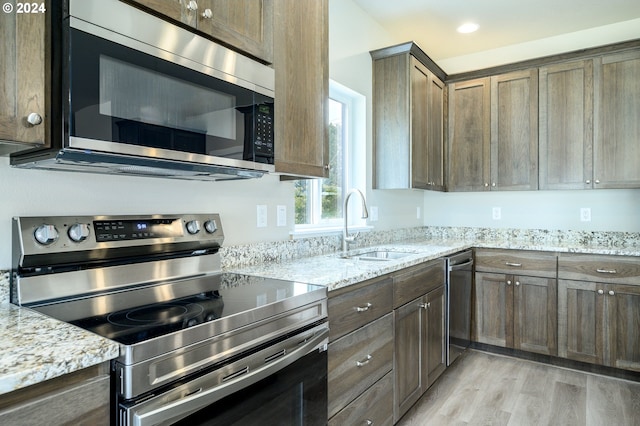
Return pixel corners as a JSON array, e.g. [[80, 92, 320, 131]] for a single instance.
[[294, 81, 365, 231]]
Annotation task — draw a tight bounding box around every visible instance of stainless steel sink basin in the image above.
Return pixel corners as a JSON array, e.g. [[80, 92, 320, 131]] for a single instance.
[[340, 250, 413, 261]]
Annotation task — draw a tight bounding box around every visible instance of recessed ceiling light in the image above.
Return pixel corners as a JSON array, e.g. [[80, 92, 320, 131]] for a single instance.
[[457, 22, 479, 34]]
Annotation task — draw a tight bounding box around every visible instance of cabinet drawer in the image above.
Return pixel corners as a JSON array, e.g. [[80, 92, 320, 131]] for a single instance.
[[475, 249, 557, 278], [329, 371, 393, 426], [328, 313, 394, 418], [394, 258, 445, 308], [558, 254, 640, 284], [328, 275, 393, 342]]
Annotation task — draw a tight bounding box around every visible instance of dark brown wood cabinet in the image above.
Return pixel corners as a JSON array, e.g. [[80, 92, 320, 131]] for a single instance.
[[558, 254, 640, 371], [126, 0, 273, 63], [0, 1, 50, 154], [490, 69, 539, 191], [539, 60, 594, 190], [371, 43, 445, 190], [273, 0, 328, 178], [474, 249, 557, 356], [0, 363, 110, 425], [327, 276, 394, 423], [594, 50, 640, 188], [447, 78, 491, 191], [393, 259, 446, 422]]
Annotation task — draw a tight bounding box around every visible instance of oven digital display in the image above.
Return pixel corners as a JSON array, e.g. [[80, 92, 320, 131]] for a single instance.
[[94, 218, 180, 242]]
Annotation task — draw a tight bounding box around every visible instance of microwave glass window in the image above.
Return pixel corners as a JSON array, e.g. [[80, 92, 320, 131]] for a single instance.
[[69, 28, 274, 164]]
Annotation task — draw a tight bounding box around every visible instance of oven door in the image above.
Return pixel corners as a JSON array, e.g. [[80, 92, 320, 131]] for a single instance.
[[120, 324, 328, 426]]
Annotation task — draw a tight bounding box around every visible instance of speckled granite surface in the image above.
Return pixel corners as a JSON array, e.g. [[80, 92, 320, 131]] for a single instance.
[[0, 225, 637, 396]]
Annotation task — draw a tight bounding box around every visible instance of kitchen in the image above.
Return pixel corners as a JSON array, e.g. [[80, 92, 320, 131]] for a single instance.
[[1, 0, 639, 425]]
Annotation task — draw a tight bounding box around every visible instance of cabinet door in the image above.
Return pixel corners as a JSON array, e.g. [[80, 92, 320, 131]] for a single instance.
[[393, 297, 423, 422], [490, 69, 539, 190], [594, 50, 640, 188], [539, 60, 594, 190], [447, 78, 491, 191], [0, 1, 49, 153], [607, 284, 640, 372], [474, 272, 512, 347], [127, 0, 197, 27], [558, 280, 604, 365], [424, 286, 446, 387], [513, 276, 557, 356], [273, 0, 328, 177], [427, 75, 445, 191], [197, 0, 273, 63], [410, 57, 430, 189]]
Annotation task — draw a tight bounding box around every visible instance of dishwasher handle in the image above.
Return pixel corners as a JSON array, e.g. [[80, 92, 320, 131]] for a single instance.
[[449, 258, 473, 271]]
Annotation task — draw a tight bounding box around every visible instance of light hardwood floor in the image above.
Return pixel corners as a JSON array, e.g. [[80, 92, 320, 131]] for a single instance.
[[397, 350, 640, 426]]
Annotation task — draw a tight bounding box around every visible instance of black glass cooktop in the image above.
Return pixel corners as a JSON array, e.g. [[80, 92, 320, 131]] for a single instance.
[[33, 273, 325, 346]]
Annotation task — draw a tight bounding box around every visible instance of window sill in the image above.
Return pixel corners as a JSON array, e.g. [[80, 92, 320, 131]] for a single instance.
[[290, 225, 373, 240]]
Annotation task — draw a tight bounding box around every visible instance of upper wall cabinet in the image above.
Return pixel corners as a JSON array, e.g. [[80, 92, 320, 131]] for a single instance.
[[594, 50, 640, 189], [272, 0, 328, 178], [490, 69, 539, 191], [539, 60, 594, 190], [371, 42, 446, 190], [447, 78, 491, 191], [126, 0, 274, 63], [0, 2, 51, 155]]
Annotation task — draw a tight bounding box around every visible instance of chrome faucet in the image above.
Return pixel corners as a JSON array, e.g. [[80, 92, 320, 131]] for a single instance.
[[343, 189, 369, 253]]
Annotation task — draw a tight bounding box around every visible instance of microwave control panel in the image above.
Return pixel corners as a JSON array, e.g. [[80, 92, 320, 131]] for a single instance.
[[253, 104, 274, 161]]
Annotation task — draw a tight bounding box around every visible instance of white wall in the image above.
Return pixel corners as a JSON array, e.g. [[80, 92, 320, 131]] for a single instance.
[[0, 157, 294, 268]]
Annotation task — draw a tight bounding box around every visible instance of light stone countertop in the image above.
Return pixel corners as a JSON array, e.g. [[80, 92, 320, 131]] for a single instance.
[[228, 237, 640, 291], [0, 233, 637, 397]]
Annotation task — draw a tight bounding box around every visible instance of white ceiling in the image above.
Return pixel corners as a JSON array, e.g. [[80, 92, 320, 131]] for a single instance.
[[353, 0, 640, 70]]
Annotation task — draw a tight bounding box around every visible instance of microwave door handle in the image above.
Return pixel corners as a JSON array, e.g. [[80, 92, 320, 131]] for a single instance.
[[131, 326, 329, 426]]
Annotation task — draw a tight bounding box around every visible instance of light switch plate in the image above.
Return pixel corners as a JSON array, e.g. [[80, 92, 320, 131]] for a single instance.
[[580, 207, 591, 222], [492, 207, 501, 220], [276, 205, 287, 227], [257, 205, 267, 228], [370, 206, 379, 222]]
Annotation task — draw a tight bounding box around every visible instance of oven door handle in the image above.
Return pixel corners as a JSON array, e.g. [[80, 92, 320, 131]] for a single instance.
[[129, 324, 329, 426]]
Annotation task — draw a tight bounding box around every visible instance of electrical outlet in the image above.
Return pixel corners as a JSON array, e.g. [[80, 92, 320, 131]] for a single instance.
[[417, 206, 421, 219], [580, 207, 591, 222], [276, 205, 287, 227], [370, 206, 379, 222], [492, 207, 502, 220], [257, 205, 267, 228]]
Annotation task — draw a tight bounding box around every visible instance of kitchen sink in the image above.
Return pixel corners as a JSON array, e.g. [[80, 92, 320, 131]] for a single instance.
[[340, 250, 413, 261]]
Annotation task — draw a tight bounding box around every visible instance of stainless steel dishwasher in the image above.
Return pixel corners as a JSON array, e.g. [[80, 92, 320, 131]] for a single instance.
[[446, 250, 474, 365]]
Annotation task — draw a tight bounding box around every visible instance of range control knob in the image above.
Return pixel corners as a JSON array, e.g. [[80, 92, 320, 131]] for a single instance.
[[204, 220, 217, 234], [186, 220, 201, 235], [34, 224, 59, 246], [68, 223, 91, 242]]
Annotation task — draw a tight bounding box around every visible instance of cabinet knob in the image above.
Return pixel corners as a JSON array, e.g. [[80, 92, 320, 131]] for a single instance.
[[419, 302, 430, 309], [484, 183, 489, 187], [595, 179, 600, 184], [26, 112, 43, 126], [506, 280, 512, 285], [186, 0, 198, 11], [515, 281, 520, 286], [597, 289, 604, 295], [324, 164, 331, 171], [365, 421, 373, 426], [585, 180, 591, 184], [608, 290, 615, 296], [491, 182, 496, 187], [202, 8, 212, 18]]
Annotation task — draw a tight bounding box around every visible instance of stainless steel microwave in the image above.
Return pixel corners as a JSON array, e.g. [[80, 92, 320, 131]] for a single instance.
[[11, 0, 275, 180]]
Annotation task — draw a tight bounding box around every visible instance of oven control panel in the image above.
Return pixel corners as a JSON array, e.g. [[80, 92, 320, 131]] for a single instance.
[[13, 214, 225, 260]]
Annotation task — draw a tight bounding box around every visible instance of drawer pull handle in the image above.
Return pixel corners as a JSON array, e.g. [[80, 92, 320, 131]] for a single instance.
[[356, 354, 372, 367], [419, 302, 431, 309], [505, 262, 522, 267], [355, 303, 372, 312], [596, 268, 617, 274]]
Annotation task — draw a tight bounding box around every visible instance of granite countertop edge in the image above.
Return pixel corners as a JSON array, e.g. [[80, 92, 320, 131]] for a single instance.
[[1, 237, 638, 396]]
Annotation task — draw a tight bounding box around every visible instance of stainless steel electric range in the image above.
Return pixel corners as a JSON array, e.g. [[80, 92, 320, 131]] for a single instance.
[[11, 214, 328, 426]]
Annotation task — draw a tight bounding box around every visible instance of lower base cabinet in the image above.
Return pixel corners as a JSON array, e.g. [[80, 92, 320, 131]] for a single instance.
[[329, 372, 394, 426], [0, 363, 110, 426], [394, 285, 446, 422]]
